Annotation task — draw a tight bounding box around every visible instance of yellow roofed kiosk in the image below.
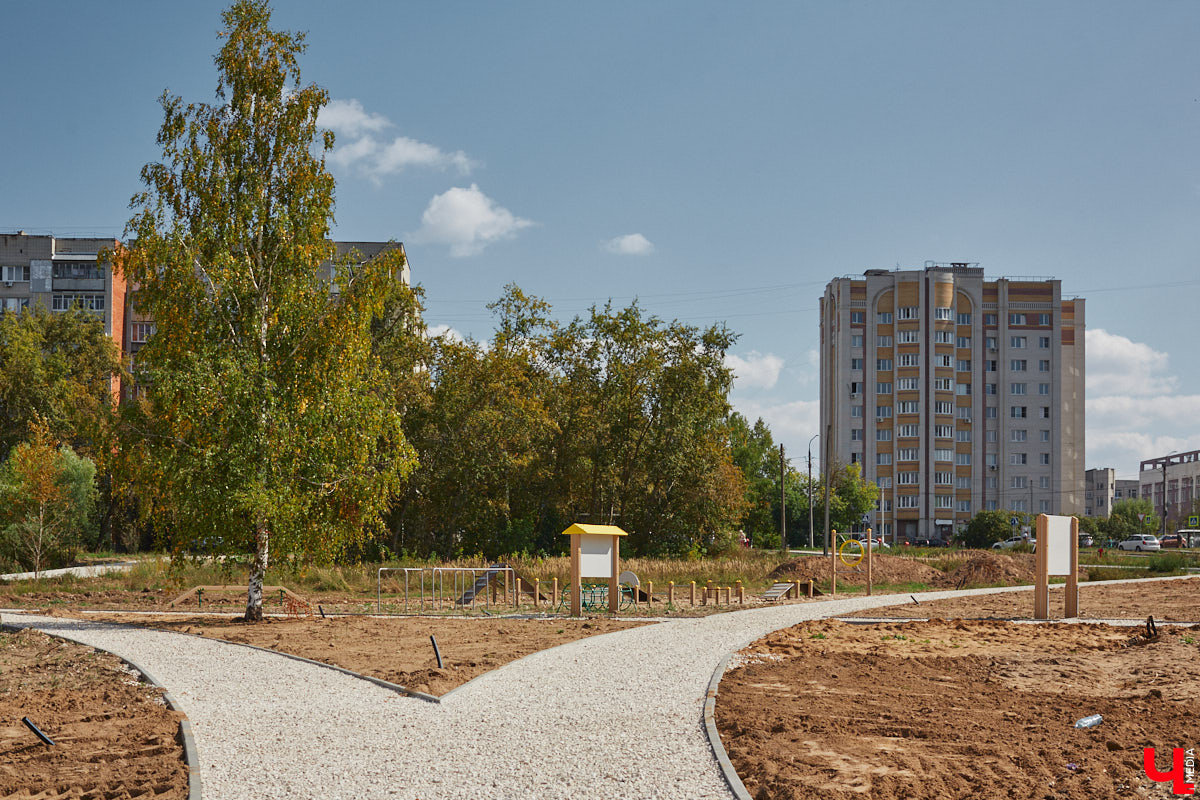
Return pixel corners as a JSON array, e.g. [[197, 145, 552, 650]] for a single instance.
[[561, 524, 628, 616]]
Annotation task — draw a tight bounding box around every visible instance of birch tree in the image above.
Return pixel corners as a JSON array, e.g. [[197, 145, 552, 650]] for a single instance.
[[118, 0, 416, 620]]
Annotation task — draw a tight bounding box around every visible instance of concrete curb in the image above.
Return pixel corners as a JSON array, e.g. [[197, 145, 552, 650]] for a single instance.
[[0, 620, 202, 800], [703, 651, 753, 800]]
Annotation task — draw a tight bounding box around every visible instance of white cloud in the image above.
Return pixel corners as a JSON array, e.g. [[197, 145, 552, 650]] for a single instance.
[[410, 184, 534, 257], [725, 351, 784, 390], [603, 233, 655, 255], [426, 323, 466, 344], [1086, 328, 1176, 397], [730, 398, 819, 447], [320, 98, 474, 182]]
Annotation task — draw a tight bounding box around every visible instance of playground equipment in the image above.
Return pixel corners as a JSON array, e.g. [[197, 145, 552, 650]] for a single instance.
[[829, 529, 874, 596], [376, 564, 549, 614], [168, 585, 312, 614]]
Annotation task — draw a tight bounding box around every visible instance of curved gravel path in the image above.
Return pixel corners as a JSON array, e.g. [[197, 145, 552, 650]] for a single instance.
[[7, 586, 1034, 799]]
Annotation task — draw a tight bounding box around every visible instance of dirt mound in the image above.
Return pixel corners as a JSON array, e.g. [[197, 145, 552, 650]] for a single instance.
[[933, 553, 1034, 588], [769, 553, 944, 586]]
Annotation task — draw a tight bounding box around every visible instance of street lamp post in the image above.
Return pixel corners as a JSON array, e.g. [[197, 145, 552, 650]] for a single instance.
[[808, 434, 819, 549]]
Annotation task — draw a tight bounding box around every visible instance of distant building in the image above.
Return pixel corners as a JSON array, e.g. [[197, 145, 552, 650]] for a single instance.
[[1139, 449, 1200, 535], [820, 262, 1085, 541], [1113, 479, 1139, 504], [1085, 468, 1115, 517]]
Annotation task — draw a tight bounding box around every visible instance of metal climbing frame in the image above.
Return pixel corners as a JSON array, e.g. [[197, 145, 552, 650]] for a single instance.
[[377, 566, 518, 614]]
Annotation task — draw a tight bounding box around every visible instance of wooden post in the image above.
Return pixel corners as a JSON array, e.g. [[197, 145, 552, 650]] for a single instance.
[[533, 579, 541, 609], [668, 581, 675, 607], [793, 579, 801, 599], [570, 533, 582, 617], [647, 580, 653, 607], [1065, 516, 1080, 618], [608, 533, 620, 614], [1035, 516, 1049, 620], [830, 529, 837, 596], [736, 580, 744, 604], [515, 577, 522, 609], [722, 586, 730, 605], [866, 527, 873, 597], [552, 577, 559, 608], [807, 579, 814, 598], [690, 580, 696, 606]]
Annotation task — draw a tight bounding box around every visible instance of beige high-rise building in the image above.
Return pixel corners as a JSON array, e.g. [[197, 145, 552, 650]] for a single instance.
[[819, 263, 1085, 542]]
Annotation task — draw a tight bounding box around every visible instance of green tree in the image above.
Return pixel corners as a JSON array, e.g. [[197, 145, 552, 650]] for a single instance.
[[728, 413, 778, 542], [0, 422, 97, 576], [959, 509, 1031, 549], [0, 304, 123, 460], [1102, 498, 1157, 541], [118, 0, 416, 620]]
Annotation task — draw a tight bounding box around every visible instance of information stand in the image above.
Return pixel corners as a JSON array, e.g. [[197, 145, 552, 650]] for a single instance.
[[1034, 513, 1079, 620], [562, 523, 628, 616]]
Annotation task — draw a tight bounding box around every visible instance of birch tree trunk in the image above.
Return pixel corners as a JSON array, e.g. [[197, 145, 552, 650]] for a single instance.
[[245, 521, 269, 621]]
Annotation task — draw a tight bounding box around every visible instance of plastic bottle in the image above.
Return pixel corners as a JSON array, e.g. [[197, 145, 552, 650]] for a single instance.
[[1074, 714, 1103, 728]]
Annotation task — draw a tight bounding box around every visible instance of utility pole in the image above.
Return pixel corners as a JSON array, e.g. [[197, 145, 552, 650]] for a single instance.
[[823, 424, 832, 556], [779, 444, 787, 555], [807, 448, 814, 550]]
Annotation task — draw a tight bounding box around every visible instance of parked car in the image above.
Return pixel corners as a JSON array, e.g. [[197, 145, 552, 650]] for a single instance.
[[851, 532, 889, 548], [1078, 533, 1095, 548], [1159, 533, 1188, 549], [993, 536, 1036, 551], [909, 538, 947, 548], [1117, 534, 1160, 552]]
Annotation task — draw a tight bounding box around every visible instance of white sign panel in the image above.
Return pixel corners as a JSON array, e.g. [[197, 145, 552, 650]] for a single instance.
[[579, 534, 614, 578], [1044, 515, 1074, 576]]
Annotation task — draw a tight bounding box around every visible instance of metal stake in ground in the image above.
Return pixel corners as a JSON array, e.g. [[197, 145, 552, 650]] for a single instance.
[[22, 717, 55, 746], [430, 635, 444, 669]]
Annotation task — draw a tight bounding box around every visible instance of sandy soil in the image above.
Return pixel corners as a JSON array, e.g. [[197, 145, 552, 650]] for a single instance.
[[717, 583, 1200, 800], [0, 627, 187, 799], [848, 576, 1200, 623], [80, 613, 644, 696]]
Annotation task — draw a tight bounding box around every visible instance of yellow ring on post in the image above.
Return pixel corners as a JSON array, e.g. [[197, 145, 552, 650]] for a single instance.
[[838, 538, 865, 567]]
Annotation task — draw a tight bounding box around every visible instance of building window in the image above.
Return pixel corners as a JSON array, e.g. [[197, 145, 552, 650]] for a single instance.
[[934, 354, 952, 368], [985, 337, 997, 351], [850, 311, 865, 324], [1, 265, 31, 282], [1010, 383, 1026, 395], [957, 312, 971, 325], [898, 424, 919, 437], [1040, 452, 1051, 465], [851, 358, 864, 370], [876, 381, 892, 394], [1040, 476, 1051, 489], [1011, 429, 1027, 442], [850, 428, 863, 441], [876, 476, 892, 489], [897, 400, 919, 415], [1040, 429, 1050, 442], [850, 405, 863, 418], [956, 359, 971, 372], [957, 407, 972, 421], [935, 401, 954, 414], [1010, 453, 1027, 465], [850, 381, 862, 395], [877, 453, 892, 465], [986, 500, 998, 511], [1038, 313, 1051, 326], [985, 359, 997, 371], [985, 383, 997, 395], [1038, 383, 1050, 395], [935, 425, 954, 438], [898, 377, 919, 391], [1040, 406, 1051, 418], [876, 406, 892, 419], [131, 322, 156, 343], [52, 261, 104, 280], [898, 448, 919, 461], [1013, 500, 1027, 512], [934, 448, 953, 462], [877, 358, 894, 371], [934, 307, 953, 321], [51, 294, 106, 312], [1039, 499, 1050, 513], [898, 471, 919, 485], [955, 383, 971, 395], [877, 311, 893, 324], [1011, 476, 1027, 489], [1039, 336, 1051, 348], [935, 494, 954, 509], [986, 430, 998, 442], [1011, 406, 1027, 418], [850, 452, 861, 464], [876, 335, 893, 347], [876, 428, 892, 441], [986, 476, 998, 489], [898, 329, 920, 343], [984, 314, 997, 326], [956, 476, 971, 489], [851, 334, 863, 347], [1010, 359, 1027, 371], [986, 406, 998, 419], [957, 336, 971, 349], [898, 306, 919, 320], [1009, 313, 1026, 325], [934, 330, 953, 344], [899, 354, 919, 367], [956, 499, 972, 513], [1039, 359, 1050, 372], [934, 377, 953, 391], [1010, 336, 1026, 348], [897, 495, 919, 508], [956, 429, 971, 442]]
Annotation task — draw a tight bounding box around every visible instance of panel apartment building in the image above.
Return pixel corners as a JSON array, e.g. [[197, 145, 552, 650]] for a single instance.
[[819, 263, 1085, 542]]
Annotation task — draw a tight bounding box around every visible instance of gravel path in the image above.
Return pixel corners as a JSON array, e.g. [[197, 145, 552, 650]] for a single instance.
[[6, 586, 1030, 799]]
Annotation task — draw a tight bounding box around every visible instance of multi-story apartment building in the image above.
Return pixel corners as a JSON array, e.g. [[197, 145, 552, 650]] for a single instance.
[[0, 232, 127, 355], [1083, 468, 1137, 517], [1139, 448, 1200, 535], [820, 263, 1085, 542], [1113, 479, 1139, 504]]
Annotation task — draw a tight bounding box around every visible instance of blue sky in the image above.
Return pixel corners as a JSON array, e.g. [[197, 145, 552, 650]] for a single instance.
[[3, 1, 1199, 484]]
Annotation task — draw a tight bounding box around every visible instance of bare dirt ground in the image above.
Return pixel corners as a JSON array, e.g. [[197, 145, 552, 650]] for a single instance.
[[717, 579, 1200, 800], [0, 627, 187, 799]]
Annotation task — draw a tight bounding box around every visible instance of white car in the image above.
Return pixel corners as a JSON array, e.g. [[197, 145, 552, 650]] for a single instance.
[[1117, 534, 1160, 552], [993, 536, 1035, 550]]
